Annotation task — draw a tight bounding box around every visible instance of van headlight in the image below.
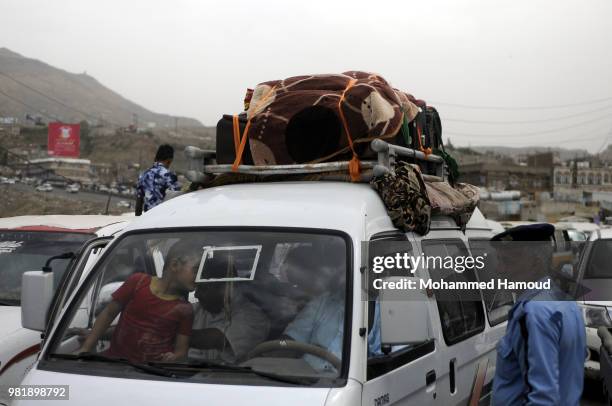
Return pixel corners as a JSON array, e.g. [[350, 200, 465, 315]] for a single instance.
[[580, 304, 612, 328]]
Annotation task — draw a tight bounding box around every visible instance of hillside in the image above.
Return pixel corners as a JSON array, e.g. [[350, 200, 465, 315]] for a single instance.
[[0, 47, 201, 127]]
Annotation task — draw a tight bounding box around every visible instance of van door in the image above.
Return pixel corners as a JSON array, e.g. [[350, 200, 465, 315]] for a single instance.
[[362, 232, 441, 405], [419, 238, 489, 406]]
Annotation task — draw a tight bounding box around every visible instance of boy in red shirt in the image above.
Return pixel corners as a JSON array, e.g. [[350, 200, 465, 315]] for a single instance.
[[79, 241, 200, 362]]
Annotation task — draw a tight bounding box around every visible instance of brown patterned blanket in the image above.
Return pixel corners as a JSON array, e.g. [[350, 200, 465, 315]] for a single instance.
[[240, 71, 420, 167]]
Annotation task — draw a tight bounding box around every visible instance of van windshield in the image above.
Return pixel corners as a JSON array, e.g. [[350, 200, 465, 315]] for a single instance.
[[0, 231, 92, 305], [46, 229, 350, 386]]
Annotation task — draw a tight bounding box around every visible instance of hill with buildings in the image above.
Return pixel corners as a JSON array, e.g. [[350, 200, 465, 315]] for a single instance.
[[0, 47, 202, 128]]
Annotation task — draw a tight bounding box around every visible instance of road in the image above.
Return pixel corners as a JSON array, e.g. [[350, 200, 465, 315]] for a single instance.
[[9, 183, 135, 210]]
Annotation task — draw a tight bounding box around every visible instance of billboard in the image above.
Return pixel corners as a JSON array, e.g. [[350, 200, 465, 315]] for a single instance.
[[48, 122, 80, 158]]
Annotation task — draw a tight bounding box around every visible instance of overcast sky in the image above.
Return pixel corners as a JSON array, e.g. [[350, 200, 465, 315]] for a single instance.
[[2, 0, 612, 152]]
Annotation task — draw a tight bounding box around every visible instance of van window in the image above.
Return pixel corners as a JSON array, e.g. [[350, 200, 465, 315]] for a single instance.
[[585, 239, 612, 279], [43, 229, 351, 387], [421, 240, 485, 345], [468, 239, 513, 326], [366, 233, 434, 380]]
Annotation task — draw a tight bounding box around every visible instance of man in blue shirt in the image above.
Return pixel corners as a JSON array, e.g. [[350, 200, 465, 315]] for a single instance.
[[135, 144, 180, 215], [491, 224, 586, 406]]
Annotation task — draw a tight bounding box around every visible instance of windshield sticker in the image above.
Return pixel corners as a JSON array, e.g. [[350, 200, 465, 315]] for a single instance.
[[196, 245, 262, 282], [0, 241, 23, 254]]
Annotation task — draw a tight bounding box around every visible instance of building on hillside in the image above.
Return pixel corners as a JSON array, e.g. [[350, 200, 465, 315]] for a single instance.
[[460, 162, 552, 196], [0, 117, 20, 136], [554, 162, 612, 202], [16, 157, 92, 185]]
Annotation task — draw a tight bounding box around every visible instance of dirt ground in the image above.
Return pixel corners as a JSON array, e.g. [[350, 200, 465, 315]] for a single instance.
[[0, 184, 125, 217]]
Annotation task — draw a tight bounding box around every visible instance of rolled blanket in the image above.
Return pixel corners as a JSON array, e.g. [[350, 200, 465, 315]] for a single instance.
[[244, 71, 420, 166]]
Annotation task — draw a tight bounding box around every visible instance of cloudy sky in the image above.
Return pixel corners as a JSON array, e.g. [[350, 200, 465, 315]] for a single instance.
[[2, 0, 612, 152]]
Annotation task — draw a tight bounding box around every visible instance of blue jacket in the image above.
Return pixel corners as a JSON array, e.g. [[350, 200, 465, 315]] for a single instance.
[[492, 285, 586, 405], [136, 162, 180, 211]]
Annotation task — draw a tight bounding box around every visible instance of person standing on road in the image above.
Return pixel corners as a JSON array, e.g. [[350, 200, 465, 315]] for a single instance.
[[135, 144, 180, 215], [491, 224, 586, 406]]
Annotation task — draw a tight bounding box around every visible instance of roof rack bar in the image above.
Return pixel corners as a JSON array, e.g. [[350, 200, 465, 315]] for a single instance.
[[371, 139, 446, 179], [197, 161, 376, 176], [370, 139, 444, 163], [184, 139, 448, 182]]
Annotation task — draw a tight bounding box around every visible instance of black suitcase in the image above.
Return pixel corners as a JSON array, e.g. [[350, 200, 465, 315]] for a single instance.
[[216, 114, 254, 165]]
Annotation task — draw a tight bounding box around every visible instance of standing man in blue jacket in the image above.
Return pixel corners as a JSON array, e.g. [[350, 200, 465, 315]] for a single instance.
[[491, 223, 586, 405], [135, 144, 180, 215]]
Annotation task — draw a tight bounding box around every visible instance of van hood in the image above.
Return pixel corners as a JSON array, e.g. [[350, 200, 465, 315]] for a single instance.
[[0, 306, 23, 337], [17, 369, 354, 406]]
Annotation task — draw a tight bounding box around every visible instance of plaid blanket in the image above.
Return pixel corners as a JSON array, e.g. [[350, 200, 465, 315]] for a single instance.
[[244, 71, 420, 165]]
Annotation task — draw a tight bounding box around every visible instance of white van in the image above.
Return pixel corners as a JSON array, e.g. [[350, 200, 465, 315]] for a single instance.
[[0, 215, 131, 405], [13, 175, 510, 406]]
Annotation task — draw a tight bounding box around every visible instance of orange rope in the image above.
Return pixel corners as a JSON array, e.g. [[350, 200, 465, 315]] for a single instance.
[[338, 79, 361, 182], [232, 86, 277, 171], [232, 115, 240, 154], [416, 120, 432, 156]]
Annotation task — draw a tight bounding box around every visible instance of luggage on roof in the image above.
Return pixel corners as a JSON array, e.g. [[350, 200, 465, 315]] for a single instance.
[[184, 71, 477, 234]]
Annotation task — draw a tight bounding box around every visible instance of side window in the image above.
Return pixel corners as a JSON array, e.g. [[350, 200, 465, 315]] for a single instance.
[[366, 232, 435, 380], [468, 238, 513, 326], [421, 239, 485, 345]]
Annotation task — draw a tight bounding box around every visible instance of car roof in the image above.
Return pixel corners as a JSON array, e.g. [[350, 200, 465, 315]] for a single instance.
[[0, 214, 133, 234], [590, 228, 612, 240], [121, 182, 393, 236]]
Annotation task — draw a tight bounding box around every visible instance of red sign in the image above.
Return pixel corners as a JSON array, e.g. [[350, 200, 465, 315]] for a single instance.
[[48, 122, 80, 158]]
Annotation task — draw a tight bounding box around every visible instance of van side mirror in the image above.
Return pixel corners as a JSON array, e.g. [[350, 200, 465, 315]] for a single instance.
[[21, 271, 55, 331], [379, 277, 433, 346]]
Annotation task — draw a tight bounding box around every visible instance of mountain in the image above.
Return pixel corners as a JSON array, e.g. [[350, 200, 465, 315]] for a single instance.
[[0, 47, 202, 127]]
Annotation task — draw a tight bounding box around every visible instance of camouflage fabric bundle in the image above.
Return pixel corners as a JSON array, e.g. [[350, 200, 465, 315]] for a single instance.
[[425, 182, 480, 216], [370, 161, 432, 235]]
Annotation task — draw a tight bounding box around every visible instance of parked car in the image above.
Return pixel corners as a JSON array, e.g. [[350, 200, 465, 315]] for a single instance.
[[116, 200, 131, 208], [66, 184, 80, 193], [35, 183, 53, 192], [0, 215, 132, 405]]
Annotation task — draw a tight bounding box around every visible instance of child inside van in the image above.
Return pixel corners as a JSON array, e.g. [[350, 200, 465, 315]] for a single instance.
[[78, 240, 201, 363]]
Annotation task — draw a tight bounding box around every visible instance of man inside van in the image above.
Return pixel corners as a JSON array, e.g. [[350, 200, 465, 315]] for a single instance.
[[280, 245, 387, 371], [189, 256, 270, 363], [491, 224, 586, 406]]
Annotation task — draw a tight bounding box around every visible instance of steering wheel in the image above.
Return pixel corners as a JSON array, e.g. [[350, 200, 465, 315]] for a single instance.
[[246, 339, 342, 371]]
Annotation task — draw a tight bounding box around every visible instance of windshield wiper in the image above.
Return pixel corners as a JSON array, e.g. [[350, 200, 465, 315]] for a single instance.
[[48, 353, 177, 378], [0, 299, 18, 306], [148, 360, 317, 385]]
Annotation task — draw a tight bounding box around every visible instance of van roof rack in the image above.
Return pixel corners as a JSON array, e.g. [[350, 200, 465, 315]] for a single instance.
[[184, 139, 447, 184]]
